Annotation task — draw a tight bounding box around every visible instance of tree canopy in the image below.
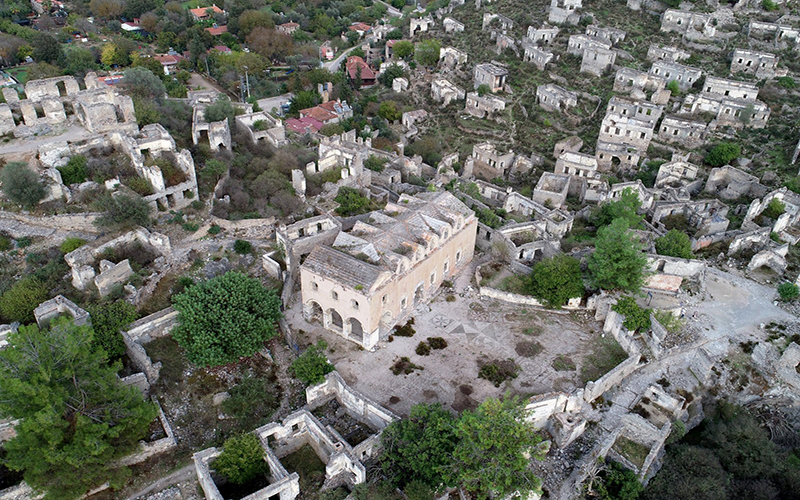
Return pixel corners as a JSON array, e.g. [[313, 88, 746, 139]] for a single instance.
[[95, 193, 152, 229], [334, 187, 372, 216], [290, 341, 334, 385], [0, 318, 157, 500], [172, 271, 282, 367], [1, 162, 46, 207], [414, 39, 441, 67], [655, 230, 693, 260], [213, 433, 268, 485], [705, 142, 741, 167], [588, 218, 648, 292], [527, 255, 584, 308], [591, 187, 643, 228]]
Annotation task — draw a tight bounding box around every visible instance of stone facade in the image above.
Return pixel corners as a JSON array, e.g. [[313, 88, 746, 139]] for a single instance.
[[523, 43, 555, 70], [473, 63, 508, 92], [656, 116, 707, 148], [556, 151, 599, 198], [586, 25, 626, 45], [581, 44, 616, 76], [469, 142, 516, 178], [537, 84, 578, 112], [533, 172, 571, 208], [730, 49, 783, 79], [465, 92, 506, 119], [568, 34, 611, 56], [596, 97, 662, 169], [549, 0, 582, 25], [748, 20, 799, 47], [300, 192, 477, 349], [235, 111, 287, 146], [649, 61, 702, 92], [705, 166, 768, 200], [654, 156, 699, 189], [443, 17, 465, 33], [660, 9, 715, 40], [439, 47, 468, 69], [526, 24, 559, 45], [431, 78, 466, 106], [647, 44, 691, 63]]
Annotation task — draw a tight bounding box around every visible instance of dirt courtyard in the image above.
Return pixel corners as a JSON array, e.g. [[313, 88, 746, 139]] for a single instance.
[[286, 263, 612, 416]]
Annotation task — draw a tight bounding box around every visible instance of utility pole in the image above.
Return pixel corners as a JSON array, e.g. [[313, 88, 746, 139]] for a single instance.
[[244, 65, 250, 100]]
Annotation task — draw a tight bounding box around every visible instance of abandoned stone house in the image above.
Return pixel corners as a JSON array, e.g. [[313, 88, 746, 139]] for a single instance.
[[660, 9, 716, 39], [410, 15, 434, 36], [567, 34, 612, 56], [522, 43, 555, 71], [654, 155, 699, 189], [585, 25, 626, 45], [494, 33, 517, 55], [647, 44, 691, 63], [468, 142, 515, 179], [401, 109, 427, 136], [597, 98, 662, 169], [704, 165, 768, 200], [443, 17, 465, 33], [650, 199, 730, 236], [526, 24, 559, 45], [748, 20, 799, 47], [606, 180, 655, 211], [704, 76, 759, 100], [234, 110, 286, 147], [537, 84, 578, 113], [730, 48, 783, 79], [473, 63, 508, 92], [431, 78, 466, 106], [465, 92, 506, 119], [549, 0, 582, 25], [656, 116, 707, 149], [392, 77, 409, 93], [649, 61, 703, 92], [310, 130, 381, 186], [613, 68, 668, 103], [681, 77, 770, 129], [439, 47, 468, 69], [482, 12, 513, 31], [533, 172, 571, 208], [581, 45, 616, 76], [554, 136, 584, 159], [299, 192, 477, 349], [189, 93, 233, 152], [556, 151, 600, 198]]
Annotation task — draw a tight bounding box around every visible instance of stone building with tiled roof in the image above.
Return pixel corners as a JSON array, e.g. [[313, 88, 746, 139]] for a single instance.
[[300, 191, 477, 349]]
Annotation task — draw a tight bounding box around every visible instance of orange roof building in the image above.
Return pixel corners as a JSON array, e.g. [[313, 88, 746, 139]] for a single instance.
[[190, 5, 224, 20]]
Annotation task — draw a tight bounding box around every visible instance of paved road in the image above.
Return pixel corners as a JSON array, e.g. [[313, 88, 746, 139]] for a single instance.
[[257, 93, 293, 114], [324, 45, 361, 72]]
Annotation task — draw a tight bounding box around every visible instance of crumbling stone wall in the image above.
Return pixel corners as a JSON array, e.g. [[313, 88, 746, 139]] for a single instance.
[[33, 295, 90, 328]]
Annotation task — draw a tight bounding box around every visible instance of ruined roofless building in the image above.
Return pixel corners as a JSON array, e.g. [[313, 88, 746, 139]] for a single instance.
[[300, 192, 477, 350]]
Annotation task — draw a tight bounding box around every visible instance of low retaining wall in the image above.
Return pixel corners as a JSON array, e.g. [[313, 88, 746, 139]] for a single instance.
[[126, 307, 178, 341], [119, 401, 177, 466], [584, 354, 642, 403], [306, 372, 398, 433]]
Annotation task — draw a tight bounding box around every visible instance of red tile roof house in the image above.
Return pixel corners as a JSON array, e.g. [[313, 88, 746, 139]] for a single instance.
[[153, 54, 182, 75], [298, 100, 353, 125], [277, 22, 300, 35], [345, 56, 376, 87], [205, 25, 228, 36], [209, 45, 232, 54], [286, 117, 324, 134], [348, 22, 372, 37], [190, 5, 224, 21]]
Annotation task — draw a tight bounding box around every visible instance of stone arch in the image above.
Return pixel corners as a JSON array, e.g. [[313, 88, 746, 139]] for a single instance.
[[329, 309, 343, 330], [348, 318, 364, 341], [305, 300, 323, 324]]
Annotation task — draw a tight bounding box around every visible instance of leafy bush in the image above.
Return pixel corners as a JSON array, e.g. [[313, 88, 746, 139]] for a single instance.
[[415, 341, 431, 356], [1, 162, 46, 207], [478, 360, 519, 387], [95, 193, 151, 229], [126, 176, 155, 196], [666, 80, 680, 95], [655, 230, 693, 259], [612, 296, 651, 332], [364, 155, 389, 172], [222, 375, 279, 428], [182, 222, 199, 232], [393, 318, 416, 337], [705, 142, 741, 167], [172, 272, 282, 367], [588, 219, 648, 292], [776, 76, 796, 89], [762, 198, 785, 220], [57, 155, 88, 185], [778, 282, 799, 301], [428, 337, 447, 349], [762, 0, 779, 11], [213, 433, 268, 485], [527, 255, 584, 308], [334, 187, 372, 216], [0, 277, 48, 324], [290, 341, 334, 385], [0, 236, 11, 251], [391, 356, 423, 375], [59, 237, 86, 254], [593, 460, 643, 500], [208, 224, 222, 235], [653, 309, 685, 334], [88, 301, 138, 360], [234, 239, 253, 254]]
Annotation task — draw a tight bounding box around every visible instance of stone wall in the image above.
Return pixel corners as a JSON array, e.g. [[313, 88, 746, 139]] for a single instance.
[[119, 400, 177, 466], [584, 354, 641, 403], [126, 306, 179, 341], [305, 371, 398, 434], [33, 295, 90, 328]]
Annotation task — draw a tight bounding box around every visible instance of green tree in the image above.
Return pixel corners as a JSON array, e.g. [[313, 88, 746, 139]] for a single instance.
[[204, 95, 236, 124], [172, 271, 282, 367], [57, 155, 88, 185], [123, 67, 166, 101], [666, 80, 680, 95], [1, 162, 46, 207], [655, 230, 692, 259], [0, 277, 48, 324], [31, 32, 62, 64], [378, 63, 405, 87], [414, 39, 441, 67], [95, 193, 151, 229], [88, 301, 138, 360], [705, 142, 741, 167], [334, 187, 371, 216], [476, 84, 491, 96], [59, 237, 86, 254], [762, 198, 785, 220], [213, 433, 268, 485], [288, 90, 319, 115], [588, 219, 648, 292], [378, 100, 402, 122], [591, 187, 643, 228], [778, 282, 799, 301], [612, 296, 651, 332], [0, 319, 157, 500], [290, 341, 334, 385], [446, 397, 543, 499], [392, 40, 414, 59], [381, 403, 458, 488], [63, 46, 97, 75], [595, 460, 644, 500], [527, 255, 584, 308], [645, 445, 729, 500]]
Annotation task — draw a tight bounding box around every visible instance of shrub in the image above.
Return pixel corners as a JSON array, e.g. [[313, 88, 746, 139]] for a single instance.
[[182, 222, 199, 232], [393, 318, 416, 337], [612, 296, 651, 332], [778, 282, 799, 301], [222, 375, 279, 428], [762, 0, 779, 11], [208, 224, 222, 235], [428, 337, 447, 349], [59, 237, 86, 254], [364, 155, 389, 172], [334, 187, 372, 216], [391, 356, 423, 375], [0, 277, 48, 324], [527, 255, 584, 308], [88, 301, 138, 360], [95, 193, 151, 229], [0, 236, 11, 251], [234, 239, 253, 254], [478, 360, 519, 387], [126, 176, 155, 196], [666, 80, 680, 95], [655, 230, 693, 259], [291, 341, 334, 385], [213, 433, 268, 485], [172, 272, 282, 367], [705, 142, 741, 167], [762, 198, 785, 220], [57, 155, 88, 185], [0, 162, 46, 207], [776, 76, 796, 89], [415, 341, 431, 356], [666, 420, 687, 445]]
